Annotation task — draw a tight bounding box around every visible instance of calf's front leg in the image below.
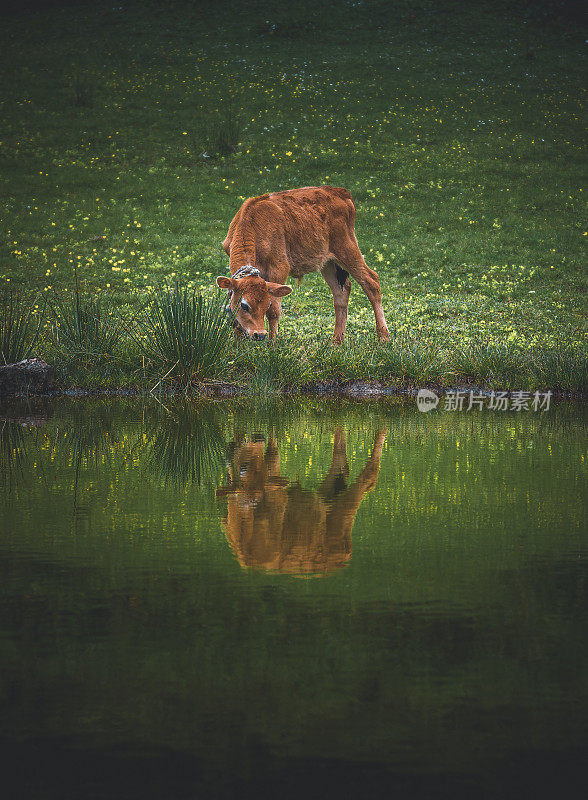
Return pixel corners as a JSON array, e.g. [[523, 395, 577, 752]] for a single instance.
[[266, 298, 281, 340]]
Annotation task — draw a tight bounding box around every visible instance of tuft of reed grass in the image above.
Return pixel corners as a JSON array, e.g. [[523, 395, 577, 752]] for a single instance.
[[50, 285, 125, 360], [199, 105, 242, 158], [137, 283, 231, 388], [0, 291, 41, 365], [69, 73, 95, 108]]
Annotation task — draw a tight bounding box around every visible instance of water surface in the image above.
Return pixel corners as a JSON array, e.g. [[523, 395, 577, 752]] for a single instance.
[[1, 398, 586, 799]]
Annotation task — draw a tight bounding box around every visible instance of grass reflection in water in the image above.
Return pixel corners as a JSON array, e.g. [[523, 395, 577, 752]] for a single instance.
[[144, 402, 227, 488]]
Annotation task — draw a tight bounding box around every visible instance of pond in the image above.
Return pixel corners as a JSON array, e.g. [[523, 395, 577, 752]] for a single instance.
[[0, 398, 586, 799]]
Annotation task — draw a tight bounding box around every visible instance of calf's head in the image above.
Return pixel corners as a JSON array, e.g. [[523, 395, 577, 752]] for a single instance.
[[216, 275, 291, 340]]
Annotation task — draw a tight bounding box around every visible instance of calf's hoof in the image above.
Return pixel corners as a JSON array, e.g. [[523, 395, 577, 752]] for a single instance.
[[377, 328, 390, 342]]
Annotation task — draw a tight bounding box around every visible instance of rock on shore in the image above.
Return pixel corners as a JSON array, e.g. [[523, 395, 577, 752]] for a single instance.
[[0, 358, 54, 396]]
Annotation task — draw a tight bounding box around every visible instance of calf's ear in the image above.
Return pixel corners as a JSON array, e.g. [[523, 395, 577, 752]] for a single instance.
[[216, 276, 233, 289], [267, 282, 292, 297]]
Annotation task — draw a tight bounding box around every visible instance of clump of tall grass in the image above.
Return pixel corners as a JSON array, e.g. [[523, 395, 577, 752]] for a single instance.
[[199, 105, 242, 158], [137, 283, 231, 389], [0, 291, 41, 364], [69, 74, 95, 108], [50, 286, 125, 360]]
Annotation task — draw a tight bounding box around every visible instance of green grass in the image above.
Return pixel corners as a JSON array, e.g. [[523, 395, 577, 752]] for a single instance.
[[0, 0, 586, 391], [135, 282, 231, 389], [50, 281, 124, 358], [0, 289, 41, 364]]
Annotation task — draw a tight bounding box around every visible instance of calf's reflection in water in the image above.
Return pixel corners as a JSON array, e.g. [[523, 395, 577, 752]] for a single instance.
[[216, 428, 386, 575]]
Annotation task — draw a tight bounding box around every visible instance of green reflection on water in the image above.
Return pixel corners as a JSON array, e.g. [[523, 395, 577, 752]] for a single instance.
[[0, 398, 586, 798]]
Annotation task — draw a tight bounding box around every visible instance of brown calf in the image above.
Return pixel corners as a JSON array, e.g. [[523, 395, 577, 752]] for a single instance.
[[216, 186, 390, 343]]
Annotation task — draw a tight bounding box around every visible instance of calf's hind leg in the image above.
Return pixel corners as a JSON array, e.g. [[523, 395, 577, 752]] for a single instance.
[[332, 237, 390, 341], [321, 260, 352, 344]]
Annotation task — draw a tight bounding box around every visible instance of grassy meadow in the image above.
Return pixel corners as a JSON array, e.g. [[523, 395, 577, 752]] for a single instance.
[[0, 0, 586, 392]]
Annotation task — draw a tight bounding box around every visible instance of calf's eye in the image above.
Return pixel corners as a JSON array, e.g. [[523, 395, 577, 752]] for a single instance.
[[240, 301, 250, 312]]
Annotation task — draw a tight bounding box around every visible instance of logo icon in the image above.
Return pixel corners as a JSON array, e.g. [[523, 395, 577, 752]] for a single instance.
[[417, 389, 439, 413]]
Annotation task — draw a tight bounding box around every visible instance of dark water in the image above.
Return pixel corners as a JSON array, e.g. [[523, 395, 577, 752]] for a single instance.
[[0, 398, 586, 800]]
